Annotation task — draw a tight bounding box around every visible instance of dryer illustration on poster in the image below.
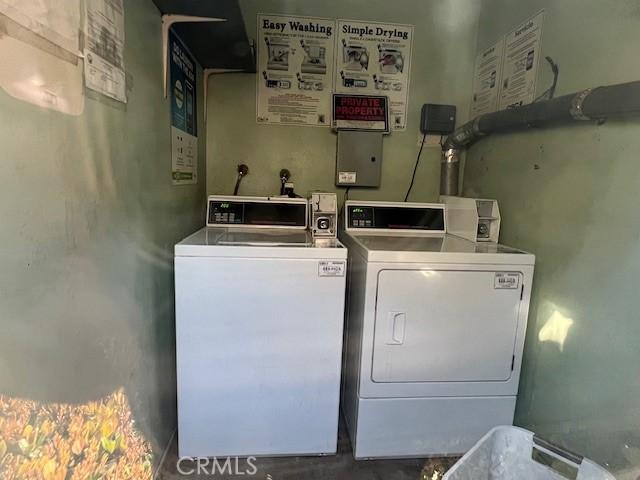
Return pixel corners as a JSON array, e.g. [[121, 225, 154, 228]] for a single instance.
[[335, 20, 413, 130]]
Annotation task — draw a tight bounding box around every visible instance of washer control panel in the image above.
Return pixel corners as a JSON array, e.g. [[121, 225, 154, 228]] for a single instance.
[[207, 196, 308, 228], [209, 201, 243, 225]]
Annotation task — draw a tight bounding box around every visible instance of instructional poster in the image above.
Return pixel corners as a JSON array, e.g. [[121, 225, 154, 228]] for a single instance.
[[84, 0, 126, 103], [334, 20, 413, 131], [470, 39, 504, 117], [498, 10, 544, 110], [256, 14, 336, 127], [170, 29, 198, 185]]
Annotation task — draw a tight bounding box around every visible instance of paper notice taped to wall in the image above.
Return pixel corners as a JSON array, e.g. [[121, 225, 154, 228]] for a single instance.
[[498, 11, 544, 110], [334, 20, 413, 131], [470, 39, 504, 117], [83, 0, 126, 103], [0, 0, 81, 54], [256, 14, 336, 127], [0, 0, 84, 115]]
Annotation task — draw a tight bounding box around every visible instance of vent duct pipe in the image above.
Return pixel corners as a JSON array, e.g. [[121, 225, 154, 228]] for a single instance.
[[440, 80, 640, 196]]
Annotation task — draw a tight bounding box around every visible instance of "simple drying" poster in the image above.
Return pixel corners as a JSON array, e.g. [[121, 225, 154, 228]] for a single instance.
[[334, 20, 413, 131], [256, 14, 336, 127]]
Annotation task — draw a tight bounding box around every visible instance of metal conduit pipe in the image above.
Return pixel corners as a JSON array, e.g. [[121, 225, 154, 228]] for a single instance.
[[440, 148, 460, 196], [440, 80, 640, 196]]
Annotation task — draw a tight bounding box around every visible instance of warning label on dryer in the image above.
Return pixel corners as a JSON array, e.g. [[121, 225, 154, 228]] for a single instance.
[[494, 272, 520, 289], [319, 261, 346, 277]]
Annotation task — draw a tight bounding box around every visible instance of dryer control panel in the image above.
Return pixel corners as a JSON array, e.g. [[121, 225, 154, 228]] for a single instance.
[[345, 201, 446, 233]]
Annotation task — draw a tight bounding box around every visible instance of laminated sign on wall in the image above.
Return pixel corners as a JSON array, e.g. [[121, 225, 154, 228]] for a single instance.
[[335, 20, 413, 131], [498, 11, 544, 110], [170, 29, 198, 185], [256, 14, 336, 127], [470, 39, 504, 117], [84, 0, 126, 103]]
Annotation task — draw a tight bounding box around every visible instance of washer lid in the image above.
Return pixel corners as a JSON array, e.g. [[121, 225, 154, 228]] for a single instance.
[[216, 230, 311, 246], [176, 227, 347, 259]]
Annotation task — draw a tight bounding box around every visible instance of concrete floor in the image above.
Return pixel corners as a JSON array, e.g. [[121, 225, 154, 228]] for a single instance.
[[158, 421, 459, 479]]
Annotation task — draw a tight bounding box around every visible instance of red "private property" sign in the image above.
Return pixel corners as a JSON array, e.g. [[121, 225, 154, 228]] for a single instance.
[[332, 94, 389, 132]]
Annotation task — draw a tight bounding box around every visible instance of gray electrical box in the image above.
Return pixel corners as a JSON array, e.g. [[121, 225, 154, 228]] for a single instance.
[[335, 130, 383, 187]]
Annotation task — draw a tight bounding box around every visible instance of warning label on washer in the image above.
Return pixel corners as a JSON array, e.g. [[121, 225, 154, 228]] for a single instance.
[[319, 261, 346, 277], [494, 272, 520, 289]]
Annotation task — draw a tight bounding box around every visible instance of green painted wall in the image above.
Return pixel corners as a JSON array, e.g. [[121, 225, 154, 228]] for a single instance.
[[207, 0, 480, 202], [0, 0, 206, 466], [465, 0, 640, 475]]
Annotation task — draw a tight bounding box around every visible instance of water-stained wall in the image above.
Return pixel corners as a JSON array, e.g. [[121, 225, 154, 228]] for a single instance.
[[464, 1, 640, 475], [0, 0, 206, 468]]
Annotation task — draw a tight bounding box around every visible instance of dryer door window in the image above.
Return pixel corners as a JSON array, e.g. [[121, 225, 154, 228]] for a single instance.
[[372, 269, 522, 383]]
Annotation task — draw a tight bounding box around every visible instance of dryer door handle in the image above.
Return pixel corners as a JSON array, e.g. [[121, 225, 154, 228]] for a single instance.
[[386, 312, 406, 345]]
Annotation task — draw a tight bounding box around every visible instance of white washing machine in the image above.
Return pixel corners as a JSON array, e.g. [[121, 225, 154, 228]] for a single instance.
[[175, 196, 347, 457], [339, 200, 535, 459]]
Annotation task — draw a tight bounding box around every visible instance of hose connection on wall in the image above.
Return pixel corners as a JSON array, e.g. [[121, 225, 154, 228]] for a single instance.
[[234, 164, 249, 195]]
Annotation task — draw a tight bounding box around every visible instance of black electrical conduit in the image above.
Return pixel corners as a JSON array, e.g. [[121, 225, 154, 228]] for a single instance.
[[440, 80, 640, 196]]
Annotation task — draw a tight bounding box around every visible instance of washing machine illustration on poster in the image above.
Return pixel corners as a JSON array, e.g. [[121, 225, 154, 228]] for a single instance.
[[264, 37, 290, 71], [262, 71, 291, 89], [296, 73, 323, 91], [300, 40, 327, 75]]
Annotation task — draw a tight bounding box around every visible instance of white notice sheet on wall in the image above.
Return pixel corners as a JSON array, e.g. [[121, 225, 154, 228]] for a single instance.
[[498, 10, 544, 110], [84, 0, 126, 103], [470, 39, 504, 117], [335, 20, 413, 131], [256, 14, 336, 127], [0, 0, 81, 53]]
